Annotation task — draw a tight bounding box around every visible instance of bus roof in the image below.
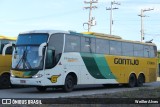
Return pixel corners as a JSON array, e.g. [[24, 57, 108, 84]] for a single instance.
[[19, 30, 156, 46], [0, 35, 17, 40], [82, 32, 122, 39], [81, 32, 156, 46], [19, 30, 69, 35]]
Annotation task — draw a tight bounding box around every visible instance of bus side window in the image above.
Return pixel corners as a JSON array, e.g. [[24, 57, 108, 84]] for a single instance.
[[96, 39, 109, 54], [134, 44, 144, 57], [65, 35, 80, 52], [6, 46, 13, 54], [81, 37, 90, 53], [1, 40, 15, 54], [0, 44, 12, 54], [0, 44, 3, 54], [122, 42, 133, 56], [150, 46, 157, 58], [110, 40, 122, 55], [144, 45, 150, 58], [55, 53, 62, 64], [45, 49, 55, 69], [90, 38, 96, 53]]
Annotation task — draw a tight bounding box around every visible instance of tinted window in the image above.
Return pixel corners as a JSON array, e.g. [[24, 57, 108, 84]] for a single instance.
[[110, 41, 122, 55], [96, 39, 109, 54], [90, 38, 96, 53], [0, 40, 15, 54], [45, 50, 55, 69], [150, 46, 157, 58], [144, 45, 150, 57], [17, 33, 48, 45], [48, 34, 64, 56], [134, 44, 144, 57], [122, 42, 133, 56], [65, 35, 80, 52], [81, 37, 91, 53], [48, 34, 64, 65]]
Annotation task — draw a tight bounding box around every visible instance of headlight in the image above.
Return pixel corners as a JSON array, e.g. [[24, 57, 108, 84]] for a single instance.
[[10, 71, 15, 77], [11, 74, 15, 77], [32, 74, 43, 78]]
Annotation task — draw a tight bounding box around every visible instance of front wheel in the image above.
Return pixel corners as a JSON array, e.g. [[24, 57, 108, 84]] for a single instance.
[[36, 86, 47, 92], [63, 75, 74, 92]]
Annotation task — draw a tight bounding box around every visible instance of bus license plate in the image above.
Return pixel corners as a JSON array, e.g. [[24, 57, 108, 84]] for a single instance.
[[20, 80, 26, 83]]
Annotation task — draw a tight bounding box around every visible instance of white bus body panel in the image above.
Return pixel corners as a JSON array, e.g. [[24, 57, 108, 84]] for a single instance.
[[11, 52, 118, 86]]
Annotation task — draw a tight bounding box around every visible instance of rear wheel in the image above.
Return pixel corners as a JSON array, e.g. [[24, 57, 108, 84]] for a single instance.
[[63, 75, 74, 92], [128, 74, 137, 88], [137, 74, 145, 87], [0, 74, 11, 89], [36, 86, 47, 92]]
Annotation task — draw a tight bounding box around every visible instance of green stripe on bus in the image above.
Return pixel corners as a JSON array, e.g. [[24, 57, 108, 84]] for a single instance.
[[23, 70, 39, 76], [93, 54, 116, 79], [24, 71, 31, 76], [81, 53, 106, 79]]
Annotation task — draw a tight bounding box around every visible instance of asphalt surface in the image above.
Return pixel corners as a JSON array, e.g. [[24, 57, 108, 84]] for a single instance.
[[0, 81, 159, 98]]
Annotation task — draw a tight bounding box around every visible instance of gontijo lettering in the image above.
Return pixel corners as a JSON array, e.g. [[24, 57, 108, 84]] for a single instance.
[[114, 58, 139, 65]]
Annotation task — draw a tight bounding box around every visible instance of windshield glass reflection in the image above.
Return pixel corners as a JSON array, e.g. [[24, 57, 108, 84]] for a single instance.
[[12, 46, 44, 70]]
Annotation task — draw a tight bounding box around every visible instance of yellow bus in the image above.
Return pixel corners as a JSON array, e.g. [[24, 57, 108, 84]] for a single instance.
[[157, 51, 160, 80], [0, 35, 16, 88], [8, 30, 157, 92]]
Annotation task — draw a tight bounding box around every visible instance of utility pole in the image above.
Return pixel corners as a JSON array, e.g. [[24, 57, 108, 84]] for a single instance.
[[138, 8, 154, 42], [83, 0, 98, 32], [106, 1, 120, 35]]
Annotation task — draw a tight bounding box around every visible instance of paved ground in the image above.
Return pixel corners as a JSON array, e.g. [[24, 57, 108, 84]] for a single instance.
[[0, 81, 159, 98]]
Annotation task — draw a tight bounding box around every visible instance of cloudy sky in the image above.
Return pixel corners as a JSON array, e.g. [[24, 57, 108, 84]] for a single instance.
[[0, 0, 160, 49]]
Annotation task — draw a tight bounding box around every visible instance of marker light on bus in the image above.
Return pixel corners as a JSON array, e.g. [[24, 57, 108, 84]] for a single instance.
[[32, 74, 43, 78]]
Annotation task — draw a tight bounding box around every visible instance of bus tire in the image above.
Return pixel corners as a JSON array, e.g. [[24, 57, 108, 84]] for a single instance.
[[0, 73, 11, 89], [128, 74, 137, 88], [36, 86, 47, 92], [137, 74, 145, 87], [63, 75, 74, 92]]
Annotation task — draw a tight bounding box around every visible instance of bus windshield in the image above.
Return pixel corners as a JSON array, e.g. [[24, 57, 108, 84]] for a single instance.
[[16, 33, 48, 45], [12, 33, 49, 70], [12, 46, 44, 70]]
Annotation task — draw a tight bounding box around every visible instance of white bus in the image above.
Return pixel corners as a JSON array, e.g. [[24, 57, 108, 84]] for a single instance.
[[8, 30, 157, 92]]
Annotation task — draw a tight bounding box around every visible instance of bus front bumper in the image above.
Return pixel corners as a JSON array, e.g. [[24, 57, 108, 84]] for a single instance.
[[10, 77, 44, 86]]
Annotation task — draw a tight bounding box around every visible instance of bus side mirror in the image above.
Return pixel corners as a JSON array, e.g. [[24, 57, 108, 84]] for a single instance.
[[2, 43, 14, 56], [39, 42, 47, 56]]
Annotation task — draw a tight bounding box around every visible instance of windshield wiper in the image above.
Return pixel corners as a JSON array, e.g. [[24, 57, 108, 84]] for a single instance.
[[23, 51, 32, 69], [15, 49, 32, 70], [15, 50, 25, 69]]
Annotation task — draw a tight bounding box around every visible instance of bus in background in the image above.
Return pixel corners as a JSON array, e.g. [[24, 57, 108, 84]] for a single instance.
[[157, 51, 160, 77], [0, 35, 16, 88], [8, 30, 157, 92]]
